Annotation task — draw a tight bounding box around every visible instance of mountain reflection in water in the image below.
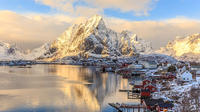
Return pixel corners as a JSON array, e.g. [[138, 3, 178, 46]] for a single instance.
[[0, 65, 139, 112]]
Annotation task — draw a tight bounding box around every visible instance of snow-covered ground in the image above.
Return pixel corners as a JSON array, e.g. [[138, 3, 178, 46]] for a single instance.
[[153, 80, 200, 112]]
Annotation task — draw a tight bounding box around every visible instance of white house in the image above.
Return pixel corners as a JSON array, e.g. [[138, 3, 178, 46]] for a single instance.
[[179, 70, 193, 82], [196, 70, 200, 76], [196, 77, 200, 84]]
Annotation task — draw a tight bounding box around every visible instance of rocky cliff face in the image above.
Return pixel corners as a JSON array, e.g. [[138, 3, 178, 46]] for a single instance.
[[157, 33, 200, 62]]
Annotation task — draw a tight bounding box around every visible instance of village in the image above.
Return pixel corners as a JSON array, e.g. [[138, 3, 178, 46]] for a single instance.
[[99, 59, 200, 112]]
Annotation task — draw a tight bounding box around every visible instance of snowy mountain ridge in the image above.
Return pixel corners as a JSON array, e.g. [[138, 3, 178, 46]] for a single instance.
[[157, 33, 200, 62], [25, 43, 56, 60], [0, 41, 25, 61]]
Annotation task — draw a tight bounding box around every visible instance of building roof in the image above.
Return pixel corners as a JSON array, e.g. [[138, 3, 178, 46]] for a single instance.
[[144, 98, 173, 108], [143, 79, 151, 82], [196, 71, 200, 74], [191, 65, 200, 68], [181, 70, 192, 76], [145, 83, 156, 87], [159, 102, 174, 108], [144, 98, 163, 106], [141, 89, 150, 92], [139, 61, 157, 65]]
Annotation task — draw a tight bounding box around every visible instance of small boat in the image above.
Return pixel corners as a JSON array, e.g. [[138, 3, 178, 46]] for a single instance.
[[18, 65, 32, 68]]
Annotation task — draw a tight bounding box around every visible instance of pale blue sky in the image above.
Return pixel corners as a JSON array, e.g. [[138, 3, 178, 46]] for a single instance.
[[105, 0, 200, 20], [0, 0, 200, 20]]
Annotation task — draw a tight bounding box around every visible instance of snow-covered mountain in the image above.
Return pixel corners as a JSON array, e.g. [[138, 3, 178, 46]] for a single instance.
[[157, 33, 200, 62], [0, 41, 25, 61], [41, 15, 152, 60], [0, 15, 152, 61]]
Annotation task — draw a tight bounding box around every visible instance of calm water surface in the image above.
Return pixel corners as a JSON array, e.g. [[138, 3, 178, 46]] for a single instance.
[[0, 65, 139, 112]]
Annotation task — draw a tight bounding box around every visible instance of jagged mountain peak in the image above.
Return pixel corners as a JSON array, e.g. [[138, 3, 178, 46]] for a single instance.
[[85, 15, 104, 27], [120, 31, 138, 41], [53, 15, 106, 44], [174, 33, 200, 42], [45, 15, 153, 60]]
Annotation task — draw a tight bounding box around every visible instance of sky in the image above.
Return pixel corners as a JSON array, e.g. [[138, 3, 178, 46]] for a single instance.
[[0, 0, 200, 49]]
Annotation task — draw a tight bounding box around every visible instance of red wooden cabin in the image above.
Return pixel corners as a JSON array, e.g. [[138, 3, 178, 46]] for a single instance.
[[141, 89, 151, 99], [167, 74, 176, 79], [134, 85, 143, 88], [144, 84, 157, 93]]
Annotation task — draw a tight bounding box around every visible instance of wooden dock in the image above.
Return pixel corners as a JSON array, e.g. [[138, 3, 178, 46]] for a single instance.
[[108, 103, 147, 112], [127, 91, 141, 99], [119, 89, 132, 92], [119, 89, 141, 99]]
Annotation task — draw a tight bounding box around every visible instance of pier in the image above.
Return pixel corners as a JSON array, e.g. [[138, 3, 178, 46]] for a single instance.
[[108, 103, 147, 112]]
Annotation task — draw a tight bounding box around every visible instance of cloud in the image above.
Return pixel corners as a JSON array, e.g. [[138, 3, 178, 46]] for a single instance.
[[0, 10, 200, 50], [35, 0, 159, 16], [106, 17, 200, 49], [85, 0, 158, 16], [34, 0, 75, 13], [0, 10, 71, 49], [34, 0, 103, 17]]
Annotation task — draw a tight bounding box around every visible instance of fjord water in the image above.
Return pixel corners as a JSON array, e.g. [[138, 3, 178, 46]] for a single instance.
[[0, 65, 138, 112]]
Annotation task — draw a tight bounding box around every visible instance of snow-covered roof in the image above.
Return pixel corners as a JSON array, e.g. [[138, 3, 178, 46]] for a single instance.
[[181, 70, 192, 76], [196, 70, 200, 74]]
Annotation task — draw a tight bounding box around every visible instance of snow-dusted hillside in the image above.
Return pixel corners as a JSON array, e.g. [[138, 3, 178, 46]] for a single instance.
[[0, 41, 25, 61], [157, 33, 200, 62], [47, 15, 152, 60], [25, 43, 56, 60]]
